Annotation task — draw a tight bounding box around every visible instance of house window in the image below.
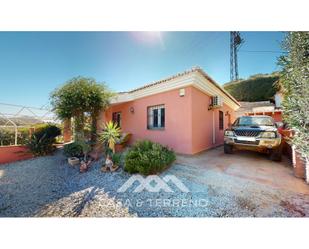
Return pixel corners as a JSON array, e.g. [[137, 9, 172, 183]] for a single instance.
[[147, 105, 165, 129], [219, 111, 224, 130], [112, 112, 121, 127]]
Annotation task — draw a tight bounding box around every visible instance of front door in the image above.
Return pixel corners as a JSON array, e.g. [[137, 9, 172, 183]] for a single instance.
[[112, 112, 121, 127]]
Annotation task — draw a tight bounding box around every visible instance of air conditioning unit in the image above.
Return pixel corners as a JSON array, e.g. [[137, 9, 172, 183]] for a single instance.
[[211, 96, 223, 108]]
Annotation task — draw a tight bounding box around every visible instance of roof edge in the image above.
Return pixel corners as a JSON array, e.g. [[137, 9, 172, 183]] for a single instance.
[[113, 67, 240, 108]]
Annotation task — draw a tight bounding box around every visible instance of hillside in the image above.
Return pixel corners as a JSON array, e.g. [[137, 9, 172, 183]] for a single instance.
[[0, 116, 43, 126], [223, 73, 280, 102]]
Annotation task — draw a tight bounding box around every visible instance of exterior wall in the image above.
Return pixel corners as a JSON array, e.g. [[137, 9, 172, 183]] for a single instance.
[[102, 87, 193, 154], [0, 146, 33, 164], [191, 87, 235, 154], [214, 103, 236, 146], [101, 86, 236, 155]]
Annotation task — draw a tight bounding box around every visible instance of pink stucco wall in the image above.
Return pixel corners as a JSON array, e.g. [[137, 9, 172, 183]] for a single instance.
[[101, 86, 236, 154], [103, 87, 193, 154], [191, 87, 235, 154]]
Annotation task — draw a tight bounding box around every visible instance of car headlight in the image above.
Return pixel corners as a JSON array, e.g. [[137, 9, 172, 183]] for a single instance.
[[260, 131, 276, 138], [224, 130, 234, 136]]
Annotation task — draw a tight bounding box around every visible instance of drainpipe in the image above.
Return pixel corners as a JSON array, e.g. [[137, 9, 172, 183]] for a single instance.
[[212, 110, 216, 144]]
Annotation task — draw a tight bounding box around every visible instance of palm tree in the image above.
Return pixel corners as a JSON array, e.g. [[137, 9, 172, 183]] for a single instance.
[[99, 121, 121, 153]]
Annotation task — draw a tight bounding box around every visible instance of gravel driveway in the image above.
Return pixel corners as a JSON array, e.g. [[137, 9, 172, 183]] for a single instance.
[[1, 147, 309, 217]]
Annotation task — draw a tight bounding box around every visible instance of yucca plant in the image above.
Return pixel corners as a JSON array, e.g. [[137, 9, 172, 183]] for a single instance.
[[99, 121, 121, 153]]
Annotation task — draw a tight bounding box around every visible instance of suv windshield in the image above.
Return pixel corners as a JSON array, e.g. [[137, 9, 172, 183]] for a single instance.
[[233, 116, 274, 126]]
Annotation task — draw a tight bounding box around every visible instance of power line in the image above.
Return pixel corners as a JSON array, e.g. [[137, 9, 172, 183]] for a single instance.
[[239, 50, 287, 54]]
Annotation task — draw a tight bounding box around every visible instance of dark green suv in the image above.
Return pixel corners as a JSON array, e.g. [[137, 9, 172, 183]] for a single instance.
[[224, 115, 282, 161]]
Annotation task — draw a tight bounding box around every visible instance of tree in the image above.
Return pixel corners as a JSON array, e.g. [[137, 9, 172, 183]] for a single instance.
[[278, 32, 309, 157], [51, 77, 114, 142]]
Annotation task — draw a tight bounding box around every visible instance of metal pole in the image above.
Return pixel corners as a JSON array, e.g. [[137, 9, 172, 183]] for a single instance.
[[230, 32, 235, 82], [14, 124, 18, 145]]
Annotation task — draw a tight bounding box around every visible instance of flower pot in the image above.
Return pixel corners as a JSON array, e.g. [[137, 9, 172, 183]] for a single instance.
[[281, 129, 294, 138], [115, 144, 124, 153], [101, 164, 119, 172], [305, 157, 309, 184], [68, 157, 80, 166], [111, 165, 119, 172], [293, 148, 306, 179]]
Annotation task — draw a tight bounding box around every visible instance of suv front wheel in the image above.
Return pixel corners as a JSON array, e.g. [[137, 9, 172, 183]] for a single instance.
[[224, 144, 233, 154]]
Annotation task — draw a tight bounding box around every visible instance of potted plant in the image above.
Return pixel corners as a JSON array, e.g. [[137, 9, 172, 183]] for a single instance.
[[63, 142, 83, 166], [115, 133, 132, 153], [68, 157, 80, 166]]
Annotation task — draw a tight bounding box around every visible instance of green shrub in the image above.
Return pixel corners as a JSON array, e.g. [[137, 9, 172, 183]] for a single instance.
[[0, 127, 30, 146], [27, 135, 56, 156], [0, 128, 14, 146], [18, 128, 30, 145], [26, 124, 61, 156], [34, 124, 61, 140], [0, 124, 61, 146], [124, 140, 176, 175], [112, 153, 122, 165], [63, 141, 84, 158]]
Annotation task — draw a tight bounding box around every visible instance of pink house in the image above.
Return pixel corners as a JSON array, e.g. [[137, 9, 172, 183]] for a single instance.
[[99, 67, 240, 155]]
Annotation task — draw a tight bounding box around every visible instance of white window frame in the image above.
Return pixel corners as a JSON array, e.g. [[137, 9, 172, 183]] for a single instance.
[[147, 104, 165, 130]]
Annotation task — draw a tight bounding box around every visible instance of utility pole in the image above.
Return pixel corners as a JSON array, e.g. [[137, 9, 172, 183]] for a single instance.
[[230, 31, 244, 82]]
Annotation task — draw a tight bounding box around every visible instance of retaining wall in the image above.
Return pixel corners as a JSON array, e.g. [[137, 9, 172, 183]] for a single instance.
[[0, 146, 33, 164]]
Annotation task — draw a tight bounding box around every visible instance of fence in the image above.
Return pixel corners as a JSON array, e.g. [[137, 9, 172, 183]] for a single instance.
[[0, 102, 59, 146]]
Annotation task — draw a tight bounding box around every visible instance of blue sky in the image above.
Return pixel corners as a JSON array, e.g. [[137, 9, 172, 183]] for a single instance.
[[0, 32, 285, 107]]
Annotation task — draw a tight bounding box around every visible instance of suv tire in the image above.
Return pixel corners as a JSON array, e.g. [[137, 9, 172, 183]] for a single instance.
[[224, 144, 233, 154], [270, 145, 282, 161]]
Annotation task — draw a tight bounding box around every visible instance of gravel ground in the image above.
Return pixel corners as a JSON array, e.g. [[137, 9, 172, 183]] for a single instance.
[[0, 149, 308, 217]]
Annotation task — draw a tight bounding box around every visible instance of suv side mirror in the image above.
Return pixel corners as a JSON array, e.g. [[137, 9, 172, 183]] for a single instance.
[[275, 122, 283, 128]]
